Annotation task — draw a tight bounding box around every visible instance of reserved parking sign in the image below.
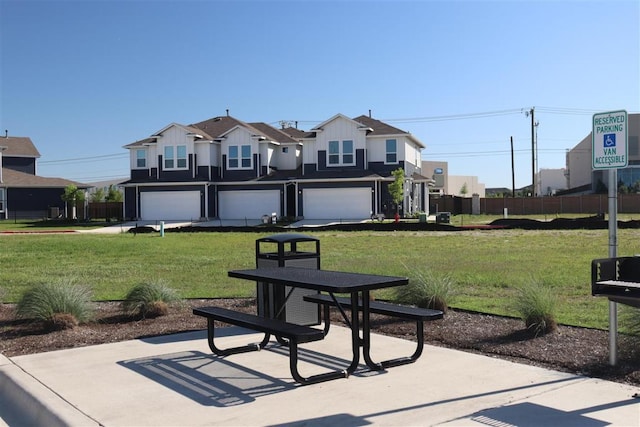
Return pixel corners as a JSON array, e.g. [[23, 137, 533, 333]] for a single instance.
[[592, 110, 628, 169]]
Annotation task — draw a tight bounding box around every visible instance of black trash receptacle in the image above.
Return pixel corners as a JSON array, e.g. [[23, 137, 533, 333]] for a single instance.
[[255, 233, 321, 326]]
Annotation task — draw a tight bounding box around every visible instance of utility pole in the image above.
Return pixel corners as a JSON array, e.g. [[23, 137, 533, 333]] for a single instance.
[[524, 107, 535, 196], [530, 107, 535, 196], [510, 136, 515, 197]]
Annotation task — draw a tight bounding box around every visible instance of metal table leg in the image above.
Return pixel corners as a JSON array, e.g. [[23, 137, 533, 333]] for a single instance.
[[361, 290, 383, 370]]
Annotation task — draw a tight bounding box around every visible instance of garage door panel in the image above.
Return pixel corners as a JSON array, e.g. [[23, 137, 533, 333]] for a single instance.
[[303, 188, 371, 219], [219, 190, 280, 219], [140, 191, 200, 221]]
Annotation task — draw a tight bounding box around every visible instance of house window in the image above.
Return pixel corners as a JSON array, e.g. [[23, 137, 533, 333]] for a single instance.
[[241, 145, 251, 168], [229, 145, 252, 169], [229, 146, 238, 168], [0, 188, 4, 212], [328, 140, 354, 166], [177, 145, 187, 168], [282, 147, 289, 153], [386, 139, 397, 163], [164, 146, 174, 169], [164, 145, 187, 170], [136, 149, 146, 168]]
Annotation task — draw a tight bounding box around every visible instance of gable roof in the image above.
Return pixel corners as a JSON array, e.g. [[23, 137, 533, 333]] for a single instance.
[[124, 115, 300, 149], [310, 113, 370, 132], [248, 122, 299, 143], [0, 136, 41, 157], [189, 115, 247, 140], [279, 126, 308, 139], [353, 115, 426, 148], [0, 168, 88, 188]]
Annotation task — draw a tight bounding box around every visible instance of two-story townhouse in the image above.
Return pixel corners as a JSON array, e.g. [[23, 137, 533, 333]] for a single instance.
[[122, 112, 430, 222], [0, 134, 88, 219], [290, 113, 428, 219], [122, 114, 301, 221]]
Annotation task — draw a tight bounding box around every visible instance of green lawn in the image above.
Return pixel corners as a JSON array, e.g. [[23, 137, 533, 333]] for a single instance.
[[1, 227, 639, 330]]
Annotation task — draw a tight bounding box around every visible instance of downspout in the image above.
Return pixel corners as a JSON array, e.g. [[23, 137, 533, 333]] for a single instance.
[[295, 181, 300, 219], [136, 185, 140, 220]]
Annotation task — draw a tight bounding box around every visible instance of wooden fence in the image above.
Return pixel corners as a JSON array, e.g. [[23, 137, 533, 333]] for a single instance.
[[429, 194, 640, 216], [87, 202, 123, 221]]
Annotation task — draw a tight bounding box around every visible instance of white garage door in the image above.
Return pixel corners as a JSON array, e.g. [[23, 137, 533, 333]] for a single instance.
[[219, 190, 280, 219], [140, 191, 200, 221], [303, 188, 372, 220]]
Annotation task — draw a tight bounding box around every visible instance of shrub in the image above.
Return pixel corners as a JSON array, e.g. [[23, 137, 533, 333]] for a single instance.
[[619, 306, 640, 360], [122, 280, 181, 318], [395, 267, 456, 312], [15, 280, 94, 330], [513, 277, 558, 336]]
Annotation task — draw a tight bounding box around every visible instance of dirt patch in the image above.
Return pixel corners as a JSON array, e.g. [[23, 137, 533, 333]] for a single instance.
[[1, 298, 640, 386]]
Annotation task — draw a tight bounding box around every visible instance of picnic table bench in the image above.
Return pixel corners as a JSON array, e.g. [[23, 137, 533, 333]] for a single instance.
[[193, 306, 347, 385], [303, 294, 443, 367]]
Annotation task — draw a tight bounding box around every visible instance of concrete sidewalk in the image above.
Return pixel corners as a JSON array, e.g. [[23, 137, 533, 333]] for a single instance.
[[1, 325, 639, 426]]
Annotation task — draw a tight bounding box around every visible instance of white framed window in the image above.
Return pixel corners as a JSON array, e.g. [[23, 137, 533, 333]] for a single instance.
[[229, 145, 252, 169], [328, 140, 354, 166], [282, 147, 289, 153], [164, 146, 174, 169], [241, 145, 251, 168], [177, 145, 187, 168], [385, 139, 397, 164], [164, 145, 187, 170], [136, 149, 146, 168]]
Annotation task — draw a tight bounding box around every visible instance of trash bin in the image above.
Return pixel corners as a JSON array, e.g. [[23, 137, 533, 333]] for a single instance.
[[436, 212, 451, 224], [255, 233, 321, 325], [418, 213, 427, 223]]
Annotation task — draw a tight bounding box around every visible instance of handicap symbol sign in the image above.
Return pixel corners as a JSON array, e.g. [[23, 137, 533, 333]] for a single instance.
[[604, 134, 616, 148]]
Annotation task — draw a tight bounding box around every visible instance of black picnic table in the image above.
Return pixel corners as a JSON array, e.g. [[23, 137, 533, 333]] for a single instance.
[[228, 267, 409, 374]]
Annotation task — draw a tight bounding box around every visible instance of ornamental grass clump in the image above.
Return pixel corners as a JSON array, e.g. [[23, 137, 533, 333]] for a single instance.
[[15, 280, 94, 331], [395, 267, 456, 312], [619, 306, 640, 362], [513, 277, 558, 336], [122, 280, 181, 319]]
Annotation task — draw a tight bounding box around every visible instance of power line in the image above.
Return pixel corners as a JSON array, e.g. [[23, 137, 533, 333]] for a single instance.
[[270, 105, 612, 128], [39, 153, 128, 165]]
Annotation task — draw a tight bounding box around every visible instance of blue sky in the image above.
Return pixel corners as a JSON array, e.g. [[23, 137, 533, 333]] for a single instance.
[[1, 0, 638, 188]]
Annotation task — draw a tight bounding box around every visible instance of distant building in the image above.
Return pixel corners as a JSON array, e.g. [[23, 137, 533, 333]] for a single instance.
[[421, 160, 485, 197], [86, 178, 127, 199], [447, 175, 485, 198], [422, 161, 448, 195], [536, 168, 567, 196], [565, 113, 639, 192], [0, 134, 88, 219]]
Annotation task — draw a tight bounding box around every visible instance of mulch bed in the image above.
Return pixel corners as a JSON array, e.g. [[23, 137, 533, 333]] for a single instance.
[[1, 298, 640, 387]]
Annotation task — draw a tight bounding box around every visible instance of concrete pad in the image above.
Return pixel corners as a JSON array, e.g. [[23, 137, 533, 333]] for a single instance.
[[0, 354, 98, 426], [3, 326, 639, 426]]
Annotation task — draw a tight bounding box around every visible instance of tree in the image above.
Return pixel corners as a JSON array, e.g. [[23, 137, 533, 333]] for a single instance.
[[61, 185, 85, 219], [105, 185, 123, 202], [460, 182, 468, 197], [90, 188, 105, 203], [388, 168, 405, 215]]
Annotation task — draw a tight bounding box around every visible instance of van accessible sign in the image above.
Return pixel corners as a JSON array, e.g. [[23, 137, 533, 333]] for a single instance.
[[592, 110, 628, 169]]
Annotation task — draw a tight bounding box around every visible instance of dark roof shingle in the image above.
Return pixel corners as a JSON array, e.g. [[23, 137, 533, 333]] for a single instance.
[[0, 136, 40, 157]]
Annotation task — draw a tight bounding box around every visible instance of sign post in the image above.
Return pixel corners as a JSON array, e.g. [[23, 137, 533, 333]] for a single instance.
[[592, 110, 628, 366]]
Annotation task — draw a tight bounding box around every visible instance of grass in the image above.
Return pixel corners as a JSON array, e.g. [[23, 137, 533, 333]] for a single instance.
[[121, 280, 182, 318], [15, 279, 94, 329], [513, 276, 558, 336], [1, 225, 639, 331], [395, 266, 456, 312]]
